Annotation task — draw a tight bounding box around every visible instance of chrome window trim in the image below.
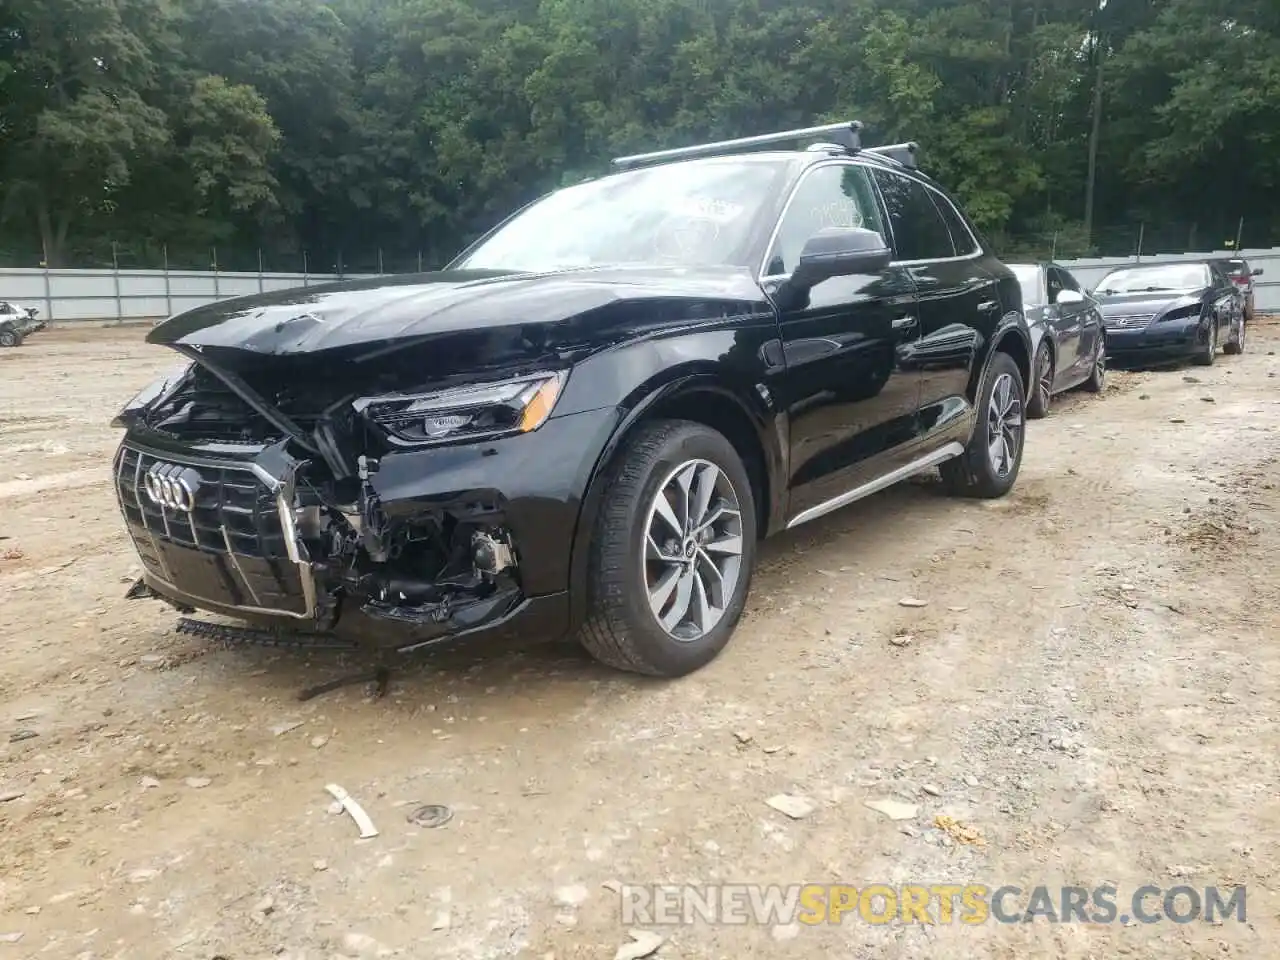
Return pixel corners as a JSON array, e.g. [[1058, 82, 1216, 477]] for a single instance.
[[873, 168, 983, 265], [921, 182, 981, 258]]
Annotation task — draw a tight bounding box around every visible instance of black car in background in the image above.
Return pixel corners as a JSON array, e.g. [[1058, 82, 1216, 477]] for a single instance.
[[1006, 261, 1106, 418], [1092, 260, 1246, 365], [110, 120, 1032, 678], [1212, 257, 1263, 323]]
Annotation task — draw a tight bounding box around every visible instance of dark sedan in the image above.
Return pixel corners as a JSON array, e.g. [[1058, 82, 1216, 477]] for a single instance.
[[1007, 262, 1106, 417], [1212, 257, 1264, 323], [1092, 260, 1246, 366]]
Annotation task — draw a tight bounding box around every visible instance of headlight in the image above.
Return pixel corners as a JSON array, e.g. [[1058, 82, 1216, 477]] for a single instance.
[[110, 362, 194, 428], [1156, 303, 1201, 323], [358, 371, 568, 445]]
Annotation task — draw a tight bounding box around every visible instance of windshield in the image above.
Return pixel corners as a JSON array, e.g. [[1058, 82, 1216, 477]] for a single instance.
[[1007, 264, 1043, 306], [1096, 263, 1210, 294], [451, 157, 790, 272]]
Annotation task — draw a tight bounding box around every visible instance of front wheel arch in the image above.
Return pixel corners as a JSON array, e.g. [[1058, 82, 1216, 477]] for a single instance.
[[1027, 337, 1055, 418], [565, 377, 779, 634]]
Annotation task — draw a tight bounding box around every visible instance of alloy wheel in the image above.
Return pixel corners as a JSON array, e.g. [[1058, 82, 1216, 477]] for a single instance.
[[986, 372, 1022, 480], [1094, 347, 1105, 388], [643, 458, 744, 642], [1036, 348, 1052, 412]]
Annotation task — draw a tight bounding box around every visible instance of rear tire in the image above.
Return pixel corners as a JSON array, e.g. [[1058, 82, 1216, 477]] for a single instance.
[[941, 351, 1026, 499], [1026, 341, 1053, 419], [0, 328, 22, 348], [577, 419, 758, 677]]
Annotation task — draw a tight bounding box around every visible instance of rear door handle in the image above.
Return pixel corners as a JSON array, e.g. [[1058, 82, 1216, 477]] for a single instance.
[[892, 315, 917, 332], [977, 300, 999, 313]]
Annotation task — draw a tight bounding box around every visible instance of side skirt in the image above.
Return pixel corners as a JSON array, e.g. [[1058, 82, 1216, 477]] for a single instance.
[[785, 441, 966, 530]]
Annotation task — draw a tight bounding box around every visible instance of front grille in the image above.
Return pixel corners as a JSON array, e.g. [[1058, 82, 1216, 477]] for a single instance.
[[114, 445, 310, 616], [1104, 314, 1153, 330]]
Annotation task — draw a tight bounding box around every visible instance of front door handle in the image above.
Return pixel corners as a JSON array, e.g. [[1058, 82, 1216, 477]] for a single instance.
[[977, 299, 999, 313], [892, 315, 917, 332]]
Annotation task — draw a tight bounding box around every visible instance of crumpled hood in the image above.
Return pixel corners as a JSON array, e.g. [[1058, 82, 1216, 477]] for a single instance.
[[147, 266, 768, 355], [1095, 290, 1204, 318]]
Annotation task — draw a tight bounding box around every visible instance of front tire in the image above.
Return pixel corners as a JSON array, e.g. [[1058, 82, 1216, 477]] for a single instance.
[[1192, 316, 1217, 366], [0, 328, 22, 348], [940, 351, 1026, 499], [1026, 340, 1053, 419], [1224, 313, 1246, 355], [1084, 338, 1106, 393], [577, 419, 758, 677]]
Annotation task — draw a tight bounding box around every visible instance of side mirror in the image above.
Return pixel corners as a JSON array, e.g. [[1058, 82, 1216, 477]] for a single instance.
[[1252, 268, 1264, 276], [789, 227, 892, 291], [1055, 289, 1086, 305]]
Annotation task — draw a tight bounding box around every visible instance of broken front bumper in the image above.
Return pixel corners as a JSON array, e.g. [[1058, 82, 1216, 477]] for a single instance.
[[114, 406, 619, 653]]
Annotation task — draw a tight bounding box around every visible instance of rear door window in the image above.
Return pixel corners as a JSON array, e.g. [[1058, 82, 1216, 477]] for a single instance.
[[870, 170, 955, 262]]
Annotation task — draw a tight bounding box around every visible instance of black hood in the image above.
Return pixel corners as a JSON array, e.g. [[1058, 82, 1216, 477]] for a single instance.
[[147, 266, 770, 357]]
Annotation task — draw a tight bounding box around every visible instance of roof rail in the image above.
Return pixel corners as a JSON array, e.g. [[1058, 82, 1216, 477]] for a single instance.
[[863, 142, 919, 170], [611, 121, 863, 171]]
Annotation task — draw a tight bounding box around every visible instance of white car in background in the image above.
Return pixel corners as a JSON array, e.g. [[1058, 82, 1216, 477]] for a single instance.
[[0, 300, 46, 347]]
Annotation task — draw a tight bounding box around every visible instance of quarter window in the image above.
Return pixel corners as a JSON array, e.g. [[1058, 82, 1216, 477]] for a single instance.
[[871, 170, 955, 262], [932, 191, 979, 256], [764, 164, 886, 276]]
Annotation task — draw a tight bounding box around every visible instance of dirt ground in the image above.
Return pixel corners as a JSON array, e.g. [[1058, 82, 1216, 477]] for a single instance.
[[2, 320, 1279, 960]]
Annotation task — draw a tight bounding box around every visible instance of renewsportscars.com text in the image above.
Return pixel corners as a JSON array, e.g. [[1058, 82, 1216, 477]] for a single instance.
[[619, 883, 1246, 926]]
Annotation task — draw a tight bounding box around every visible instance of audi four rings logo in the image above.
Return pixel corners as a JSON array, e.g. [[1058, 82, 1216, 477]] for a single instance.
[[143, 462, 203, 512]]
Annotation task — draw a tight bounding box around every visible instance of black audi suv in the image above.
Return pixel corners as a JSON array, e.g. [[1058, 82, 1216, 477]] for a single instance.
[[112, 120, 1032, 678], [1093, 260, 1247, 365]]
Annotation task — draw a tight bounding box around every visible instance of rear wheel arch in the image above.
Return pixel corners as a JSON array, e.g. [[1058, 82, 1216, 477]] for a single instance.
[[566, 376, 777, 633], [969, 320, 1032, 403], [995, 327, 1032, 391]]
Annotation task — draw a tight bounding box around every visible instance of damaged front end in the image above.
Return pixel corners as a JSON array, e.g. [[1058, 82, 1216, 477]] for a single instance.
[[112, 347, 554, 652]]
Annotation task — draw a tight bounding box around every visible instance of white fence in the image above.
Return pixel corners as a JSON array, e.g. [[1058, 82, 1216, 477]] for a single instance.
[[2, 246, 1277, 325], [0, 267, 377, 324], [1055, 247, 1279, 312]]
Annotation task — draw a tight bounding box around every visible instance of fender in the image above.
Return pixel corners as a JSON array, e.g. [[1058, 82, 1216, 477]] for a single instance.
[[564, 373, 786, 632], [966, 309, 1032, 404]]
